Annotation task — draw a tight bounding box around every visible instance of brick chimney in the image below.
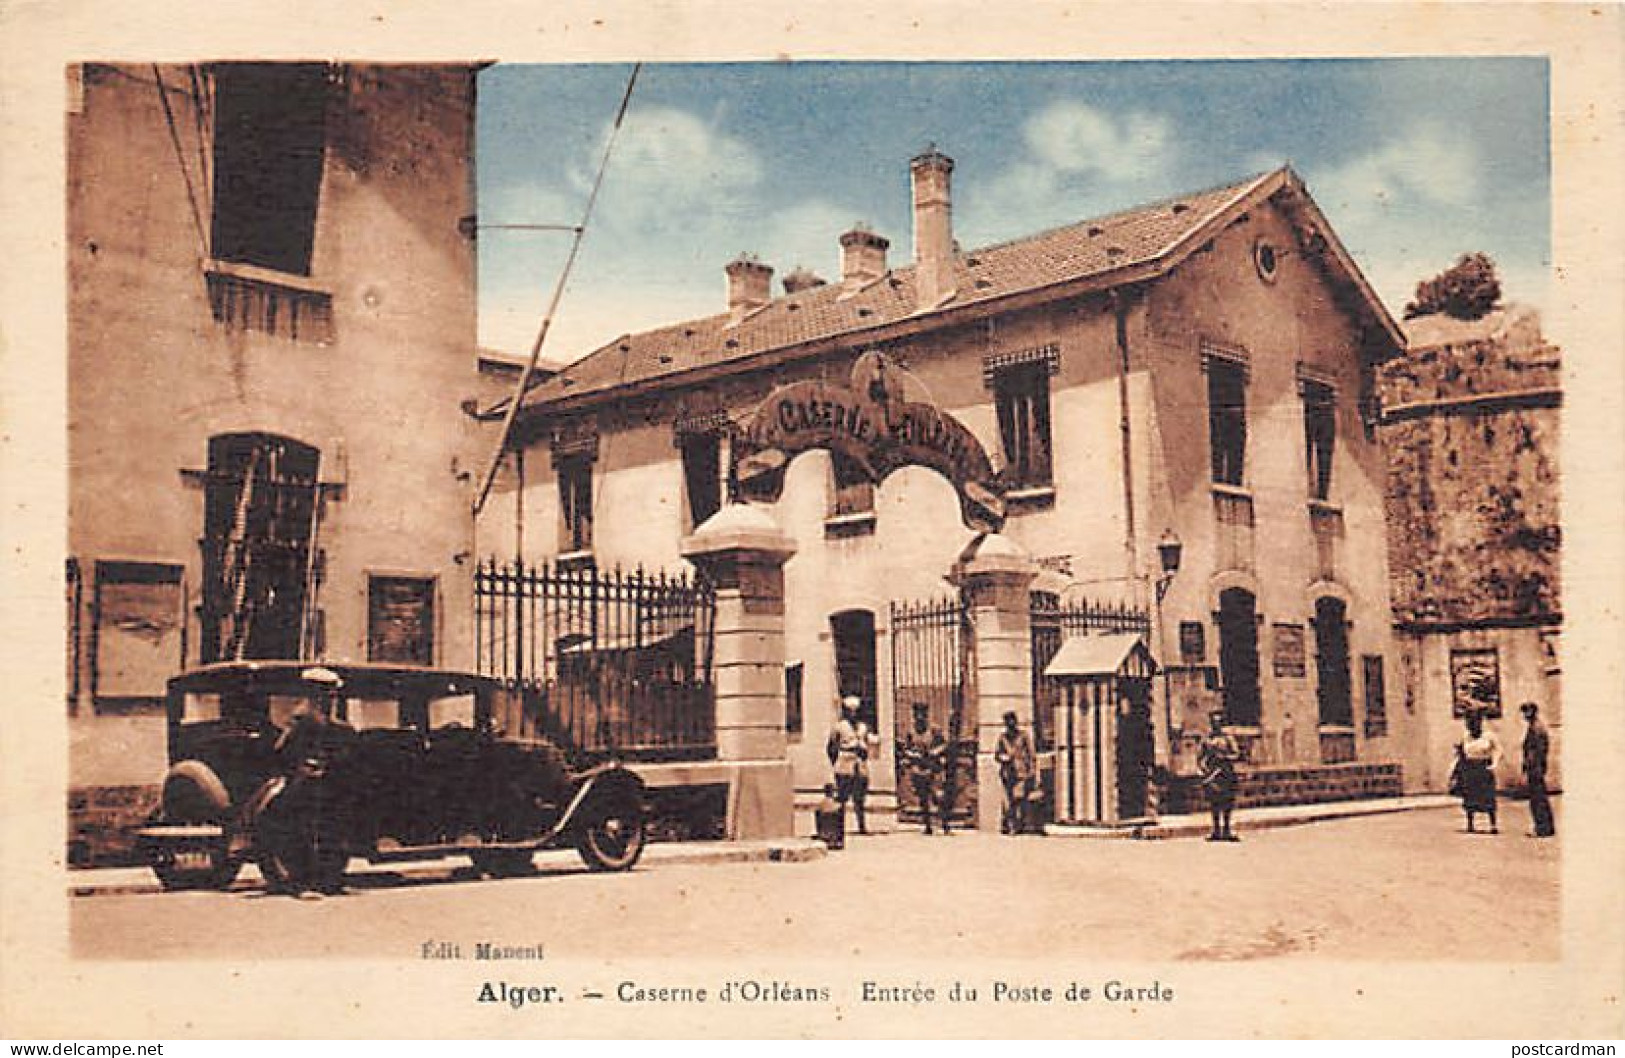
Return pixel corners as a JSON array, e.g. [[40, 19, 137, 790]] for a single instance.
[[839, 226, 889, 293], [782, 266, 827, 295], [725, 255, 773, 324], [910, 148, 957, 310]]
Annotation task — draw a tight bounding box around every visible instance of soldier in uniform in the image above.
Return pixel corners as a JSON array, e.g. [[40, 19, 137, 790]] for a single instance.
[[1519, 701, 1556, 838], [897, 702, 949, 835], [1198, 709, 1242, 842], [826, 696, 878, 835], [995, 710, 1036, 835]]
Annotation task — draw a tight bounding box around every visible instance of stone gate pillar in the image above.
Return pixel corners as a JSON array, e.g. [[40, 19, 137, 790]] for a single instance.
[[681, 503, 797, 839], [957, 532, 1038, 832]]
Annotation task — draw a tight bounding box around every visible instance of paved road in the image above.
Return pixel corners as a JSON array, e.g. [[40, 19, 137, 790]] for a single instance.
[[73, 806, 1559, 962]]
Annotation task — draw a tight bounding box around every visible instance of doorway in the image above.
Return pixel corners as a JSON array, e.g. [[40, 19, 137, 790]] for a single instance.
[[1115, 677, 1155, 819]]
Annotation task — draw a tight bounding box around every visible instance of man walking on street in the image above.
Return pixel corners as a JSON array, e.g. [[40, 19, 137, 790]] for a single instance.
[[995, 710, 1036, 834], [898, 702, 949, 835], [1520, 701, 1556, 838]]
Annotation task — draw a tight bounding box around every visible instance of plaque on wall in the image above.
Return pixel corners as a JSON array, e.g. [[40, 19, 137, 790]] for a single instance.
[[1450, 647, 1503, 718], [1272, 622, 1306, 677]]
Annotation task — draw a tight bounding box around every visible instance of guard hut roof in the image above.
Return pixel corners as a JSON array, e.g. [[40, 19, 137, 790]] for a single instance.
[[1043, 634, 1157, 680]]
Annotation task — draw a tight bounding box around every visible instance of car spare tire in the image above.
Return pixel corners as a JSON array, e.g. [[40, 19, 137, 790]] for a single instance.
[[150, 761, 241, 892]]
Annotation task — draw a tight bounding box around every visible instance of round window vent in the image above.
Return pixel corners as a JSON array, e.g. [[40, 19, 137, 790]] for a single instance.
[[1254, 239, 1280, 282]]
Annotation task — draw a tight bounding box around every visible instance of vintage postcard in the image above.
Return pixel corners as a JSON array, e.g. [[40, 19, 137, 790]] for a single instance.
[[2, 0, 1621, 1040]]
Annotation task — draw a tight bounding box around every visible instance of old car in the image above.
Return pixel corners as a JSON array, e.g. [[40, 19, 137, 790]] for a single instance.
[[135, 661, 647, 892]]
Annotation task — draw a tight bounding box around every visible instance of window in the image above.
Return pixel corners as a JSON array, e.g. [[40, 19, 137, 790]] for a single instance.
[[828, 452, 875, 520], [1216, 588, 1261, 726], [1303, 380, 1336, 501], [368, 576, 436, 665], [200, 433, 320, 664], [558, 454, 594, 554], [994, 361, 1053, 488], [1362, 655, 1388, 738], [785, 662, 805, 738], [1313, 597, 1353, 728], [830, 609, 878, 731], [210, 63, 328, 275], [681, 432, 723, 529], [1207, 356, 1247, 486], [67, 558, 83, 711], [92, 561, 185, 711]]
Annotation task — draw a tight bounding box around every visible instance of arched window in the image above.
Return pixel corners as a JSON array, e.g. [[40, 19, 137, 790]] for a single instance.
[[1216, 587, 1261, 726], [200, 432, 321, 663], [1313, 596, 1353, 728]]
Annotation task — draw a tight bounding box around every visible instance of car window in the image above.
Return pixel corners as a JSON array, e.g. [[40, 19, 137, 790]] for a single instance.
[[428, 693, 476, 731], [181, 692, 223, 724], [267, 695, 311, 730], [349, 698, 401, 731]]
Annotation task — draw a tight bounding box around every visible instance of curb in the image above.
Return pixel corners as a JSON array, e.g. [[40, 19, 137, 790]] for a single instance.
[[1045, 794, 1457, 841], [70, 837, 827, 899]]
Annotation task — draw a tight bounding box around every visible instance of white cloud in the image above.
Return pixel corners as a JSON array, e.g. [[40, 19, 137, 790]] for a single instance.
[[1023, 100, 1174, 182], [1316, 124, 1482, 222], [593, 105, 764, 233], [960, 99, 1178, 247]]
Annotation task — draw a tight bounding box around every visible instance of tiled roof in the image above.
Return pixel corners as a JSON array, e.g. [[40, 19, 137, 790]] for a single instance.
[[521, 169, 1279, 411]]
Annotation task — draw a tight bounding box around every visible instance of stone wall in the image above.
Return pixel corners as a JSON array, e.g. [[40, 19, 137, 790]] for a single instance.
[[1161, 762, 1403, 814], [1379, 307, 1562, 626]]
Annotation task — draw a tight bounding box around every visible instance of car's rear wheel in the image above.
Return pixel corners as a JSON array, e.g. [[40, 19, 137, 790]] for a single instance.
[[150, 761, 241, 892], [470, 849, 535, 877], [575, 795, 646, 872]]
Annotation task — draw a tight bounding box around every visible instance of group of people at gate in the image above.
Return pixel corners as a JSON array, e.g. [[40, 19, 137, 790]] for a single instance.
[[815, 696, 1040, 843]]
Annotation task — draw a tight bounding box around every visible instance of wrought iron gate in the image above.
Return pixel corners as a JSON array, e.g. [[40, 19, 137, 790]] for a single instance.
[[889, 595, 977, 825], [474, 559, 716, 761]]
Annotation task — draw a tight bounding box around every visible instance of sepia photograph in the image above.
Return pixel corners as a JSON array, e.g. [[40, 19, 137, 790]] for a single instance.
[[2, 0, 1622, 1041]]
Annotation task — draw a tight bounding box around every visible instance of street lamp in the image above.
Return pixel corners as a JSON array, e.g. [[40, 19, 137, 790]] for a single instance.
[[1153, 528, 1183, 802], [1155, 528, 1183, 602]]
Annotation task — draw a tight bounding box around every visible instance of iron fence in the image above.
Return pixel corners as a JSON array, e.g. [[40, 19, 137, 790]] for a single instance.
[[474, 558, 716, 761], [890, 595, 977, 822]]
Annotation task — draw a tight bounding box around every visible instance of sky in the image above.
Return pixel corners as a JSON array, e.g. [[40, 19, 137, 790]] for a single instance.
[[475, 59, 1549, 363]]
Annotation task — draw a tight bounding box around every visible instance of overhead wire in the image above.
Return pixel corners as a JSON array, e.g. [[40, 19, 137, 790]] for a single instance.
[[150, 64, 210, 260], [472, 61, 643, 516]]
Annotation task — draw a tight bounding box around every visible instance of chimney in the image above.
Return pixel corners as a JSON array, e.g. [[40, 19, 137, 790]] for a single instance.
[[782, 266, 827, 295], [725, 255, 773, 324], [910, 148, 957, 310], [839, 226, 889, 293]]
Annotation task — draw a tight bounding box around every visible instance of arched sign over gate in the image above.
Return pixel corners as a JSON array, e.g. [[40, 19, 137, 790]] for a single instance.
[[730, 351, 1007, 533]]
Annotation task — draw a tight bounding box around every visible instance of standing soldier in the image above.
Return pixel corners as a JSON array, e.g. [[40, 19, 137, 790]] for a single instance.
[[1198, 709, 1242, 842], [995, 710, 1036, 835], [897, 702, 949, 835], [826, 696, 878, 835], [1519, 701, 1556, 838]]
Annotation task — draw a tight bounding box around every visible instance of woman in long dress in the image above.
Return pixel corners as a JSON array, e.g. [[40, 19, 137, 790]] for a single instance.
[[1453, 711, 1503, 834]]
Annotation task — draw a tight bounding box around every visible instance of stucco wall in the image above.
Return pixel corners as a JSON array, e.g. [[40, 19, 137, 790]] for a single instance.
[[492, 194, 1412, 792], [1133, 200, 1413, 779], [67, 64, 481, 790]]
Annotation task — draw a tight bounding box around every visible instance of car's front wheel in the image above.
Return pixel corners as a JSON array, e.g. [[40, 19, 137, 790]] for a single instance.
[[575, 794, 646, 872]]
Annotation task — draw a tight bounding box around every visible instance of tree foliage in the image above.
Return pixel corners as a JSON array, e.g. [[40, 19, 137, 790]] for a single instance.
[[1404, 252, 1502, 321]]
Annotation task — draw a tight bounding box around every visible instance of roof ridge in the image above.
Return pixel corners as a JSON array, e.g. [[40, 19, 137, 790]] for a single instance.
[[963, 168, 1279, 258]]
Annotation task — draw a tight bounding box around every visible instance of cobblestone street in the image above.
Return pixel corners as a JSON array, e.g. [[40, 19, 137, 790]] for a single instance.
[[74, 805, 1560, 963]]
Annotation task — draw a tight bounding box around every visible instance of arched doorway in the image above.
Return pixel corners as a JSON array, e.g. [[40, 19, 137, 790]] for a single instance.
[[1216, 587, 1262, 727]]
